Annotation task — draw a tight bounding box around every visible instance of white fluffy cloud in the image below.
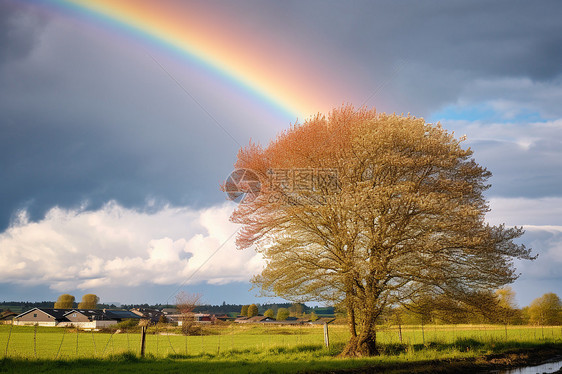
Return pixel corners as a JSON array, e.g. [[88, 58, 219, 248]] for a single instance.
[[486, 197, 562, 304], [0, 202, 264, 291]]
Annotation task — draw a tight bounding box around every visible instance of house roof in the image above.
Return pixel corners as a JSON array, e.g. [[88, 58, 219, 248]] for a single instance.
[[104, 310, 142, 320], [0, 311, 17, 320], [247, 316, 275, 322], [130, 308, 163, 321], [131, 308, 163, 316], [64, 309, 112, 321], [15, 308, 72, 321]]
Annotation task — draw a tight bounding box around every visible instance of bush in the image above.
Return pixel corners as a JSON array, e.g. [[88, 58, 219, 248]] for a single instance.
[[117, 318, 140, 329]]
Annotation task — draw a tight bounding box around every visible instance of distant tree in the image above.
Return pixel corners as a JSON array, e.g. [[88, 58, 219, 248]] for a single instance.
[[247, 304, 259, 317], [289, 303, 304, 317], [493, 287, 520, 325], [520, 306, 531, 325], [309, 311, 319, 321], [264, 309, 275, 318], [77, 294, 99, 309], [528, 293, 562, 325], [276, 308, 290, 321], [54, 294, 75, 309], [240, 305, 249, 317], [176, 292, 202, 335]]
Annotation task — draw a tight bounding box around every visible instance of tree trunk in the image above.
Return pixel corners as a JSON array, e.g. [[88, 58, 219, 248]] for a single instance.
[[347, 296, 357, 338], [340, 327, 379, 357], [340, 301, 379, 357]]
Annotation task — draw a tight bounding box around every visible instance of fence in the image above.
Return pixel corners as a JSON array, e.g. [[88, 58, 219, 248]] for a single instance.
[[2, 323, 562, 360]]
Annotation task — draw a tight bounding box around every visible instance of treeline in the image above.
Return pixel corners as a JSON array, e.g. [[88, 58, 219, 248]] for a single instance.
[[1, 300, 334, 316], [193, 303, 334, 316], [5, 288, 559, 326], [378, 290, 562, 326], [122, 302, 334, 316]]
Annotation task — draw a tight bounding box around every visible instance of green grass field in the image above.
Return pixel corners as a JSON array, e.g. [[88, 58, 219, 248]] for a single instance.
[[1, 324, 561, 373]]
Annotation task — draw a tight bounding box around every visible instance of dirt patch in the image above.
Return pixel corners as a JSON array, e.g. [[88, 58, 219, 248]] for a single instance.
[[311, 345, 562, 374]]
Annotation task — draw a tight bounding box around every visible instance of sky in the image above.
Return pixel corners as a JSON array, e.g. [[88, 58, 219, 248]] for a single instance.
[[1, 0, 561, 308]]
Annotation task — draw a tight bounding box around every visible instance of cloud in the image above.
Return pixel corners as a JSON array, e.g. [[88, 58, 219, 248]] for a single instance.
[[0, 201, 263, 291], [0, 8, 285, 230], [485, 197, 562, 302], [488, 197, 562, 227], [2, 0, 562, 230], [431, 77, 562, 123], [0, 0, 49, 66], [427, 119, 562, 199]]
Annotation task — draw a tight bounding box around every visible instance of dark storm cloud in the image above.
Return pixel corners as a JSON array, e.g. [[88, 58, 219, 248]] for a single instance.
[[0, 0, 48, 65], [301, 0, 562, 80], [1, 0, 562, 231], [252, 0, 562, 115], [216, 0, 562, 117], [0, 8, 276, 230]]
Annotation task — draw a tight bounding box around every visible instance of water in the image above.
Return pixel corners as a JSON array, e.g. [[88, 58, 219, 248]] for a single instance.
[[497, 358, 562, 374]]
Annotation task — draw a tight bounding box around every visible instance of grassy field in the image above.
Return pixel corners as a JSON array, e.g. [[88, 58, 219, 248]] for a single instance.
[[1, 324, 561, 373]]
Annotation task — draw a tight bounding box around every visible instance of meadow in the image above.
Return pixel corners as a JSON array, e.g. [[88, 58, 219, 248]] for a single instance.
[[1, 323, 562, 373]]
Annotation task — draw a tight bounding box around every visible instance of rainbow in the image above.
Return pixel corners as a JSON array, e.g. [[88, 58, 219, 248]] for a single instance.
[[43, 0, 315, 120]]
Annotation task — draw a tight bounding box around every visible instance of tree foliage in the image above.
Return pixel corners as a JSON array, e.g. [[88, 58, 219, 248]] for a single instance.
[[54, 294, 75, 309], [276, 308, 290, 321], [247, 304, 259, 317], [77, 294, 99, 309], [240, 305, 249, 317], [264, 309, 275, 318], [528, 292, 562, 325], [227, 106, 534, 356]]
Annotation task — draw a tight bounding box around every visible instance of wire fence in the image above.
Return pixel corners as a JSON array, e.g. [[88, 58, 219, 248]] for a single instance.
[[2, 323, 561, 360]]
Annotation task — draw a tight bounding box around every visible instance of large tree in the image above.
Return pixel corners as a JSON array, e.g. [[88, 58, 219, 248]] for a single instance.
[[54, 294, 75, 309], [227, 106, 534, 356], [77, 294, 99, 309]]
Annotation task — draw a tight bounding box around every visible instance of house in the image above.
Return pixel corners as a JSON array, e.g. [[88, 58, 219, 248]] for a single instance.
[[60, 309, 117, 329], [0, 310, 17, 324], [161, 308, 179, 315], [13, 308, 71, 326], [105, 309, 142, 322], [248, 316, 276, 323], [130, 308, 165, 324], [164, 313, 183, 325], [213, 313, 232, 322], [194, 313, 212, 323], [234, 315, 276, 323], [13, 308, 141, 329]]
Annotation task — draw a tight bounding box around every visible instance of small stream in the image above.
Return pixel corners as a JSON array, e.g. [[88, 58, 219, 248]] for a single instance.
[[495, 358, 562, 374]]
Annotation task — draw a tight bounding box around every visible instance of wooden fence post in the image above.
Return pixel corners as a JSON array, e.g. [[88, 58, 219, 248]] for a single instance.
[[140, 325, 147, 357], [323, 323, 330, 348]]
